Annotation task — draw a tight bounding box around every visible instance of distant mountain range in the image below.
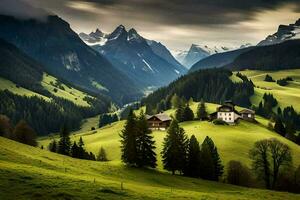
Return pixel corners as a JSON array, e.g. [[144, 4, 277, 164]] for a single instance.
[[0, 15, 141, 104], [258, 18, 300, 46], [190, 18, 300, 72], [79, 26, 186, 89]]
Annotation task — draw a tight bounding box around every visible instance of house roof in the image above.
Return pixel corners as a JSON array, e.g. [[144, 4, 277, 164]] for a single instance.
[[147, 113, 172, 122], [240, 109, 255, 114]]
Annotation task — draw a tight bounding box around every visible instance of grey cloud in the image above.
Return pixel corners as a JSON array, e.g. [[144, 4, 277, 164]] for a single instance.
[[0, 0, 49, 20]]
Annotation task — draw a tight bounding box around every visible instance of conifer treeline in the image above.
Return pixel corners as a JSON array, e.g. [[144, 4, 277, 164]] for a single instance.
[[0, 90, 111, 135], [120, 113, 224, 181], [48, 125, 97, 161], [142, 69, 254, 114], [120, 110, 157, 168], [255, 93, 300, 145]]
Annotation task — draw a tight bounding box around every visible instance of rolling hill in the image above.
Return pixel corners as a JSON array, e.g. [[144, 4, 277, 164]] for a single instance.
[[39, 102, 300, 170], [2, 136, 300, 200], [233, 69, 300, 112]]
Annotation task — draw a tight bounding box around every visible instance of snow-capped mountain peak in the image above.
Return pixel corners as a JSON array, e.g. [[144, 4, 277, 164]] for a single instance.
[[258, 18, 300, 46]]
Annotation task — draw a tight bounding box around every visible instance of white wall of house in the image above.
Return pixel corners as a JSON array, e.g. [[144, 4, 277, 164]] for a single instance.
[[217, 112, 240, 123]]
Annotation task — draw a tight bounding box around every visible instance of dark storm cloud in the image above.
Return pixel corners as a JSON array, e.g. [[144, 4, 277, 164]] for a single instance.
[[0, 0, 49, 20], [67, 0, 300, 25]]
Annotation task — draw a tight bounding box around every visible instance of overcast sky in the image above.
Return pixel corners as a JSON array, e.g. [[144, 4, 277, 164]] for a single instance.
[[2, 0, 300, 51]]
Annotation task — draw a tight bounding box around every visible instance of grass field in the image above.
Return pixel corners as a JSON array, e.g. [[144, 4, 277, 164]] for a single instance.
[[0, 77, 50, 101], [41, 74, 92, 107], [2, 136, 300, 200], [39, 101, 300, 170], [233, 69, 300, 111]]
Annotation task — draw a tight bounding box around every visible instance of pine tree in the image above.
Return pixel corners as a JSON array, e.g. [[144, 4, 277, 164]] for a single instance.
[[183, 104, 194, 121], [199, 142, 215, 180], [48, 139, 57, 152], [175, 103, 185, 122], [71, 141, 79, 158], [202, 136, 224, 181], [136, 111, 157, 168], [77, 136, 85, 158], [171, 94, 180, 109], [274, 117, 286, 136], [97, 146, 108, 161], [57, 124, 71, 156], [13, 120, 37, 146], [161, 119, 188, 175], [197, 99, 208, 120], [120, 109, 138, 166], [184, 135, 201, 177]]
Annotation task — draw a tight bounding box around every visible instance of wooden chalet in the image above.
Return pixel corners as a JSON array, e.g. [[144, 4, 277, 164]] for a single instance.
[[209, 100, 255, 124], [146, 113, 172, 130]]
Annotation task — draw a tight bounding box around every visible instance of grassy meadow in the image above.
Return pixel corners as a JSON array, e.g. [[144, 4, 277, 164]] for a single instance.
[[233, 69, 300, 111], [2, 136, 300, 200], [39, 101, 300, 170]]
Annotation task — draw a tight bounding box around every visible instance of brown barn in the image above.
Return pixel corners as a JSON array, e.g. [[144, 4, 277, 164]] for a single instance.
[[146, 113, 172, 130], [240, 109, 255, 122]]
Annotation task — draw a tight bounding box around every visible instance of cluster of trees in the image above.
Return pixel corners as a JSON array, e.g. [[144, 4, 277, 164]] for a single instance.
[[225, 139, 300, 193], [264, 74, 275, 82], [249, 138, 300, 192], [120, 110, 157, 168], [255, 93, 300, 145], [173, 98, 209, 123], [256, 93, 278, 118], [0, 90, 110, 135], [120, 113, 223, 182], [99, 113, 118, 128], [277, 77, 293, 86], [48, 125, 101, 161], [0, 115, 36, 146], [162, 120, 224, 181], [142, 69, 254, 115], [263, 74, 293, 86]]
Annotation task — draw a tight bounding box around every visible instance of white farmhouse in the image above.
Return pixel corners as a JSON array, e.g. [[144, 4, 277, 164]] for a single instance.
[[216, 102, 240, 123]]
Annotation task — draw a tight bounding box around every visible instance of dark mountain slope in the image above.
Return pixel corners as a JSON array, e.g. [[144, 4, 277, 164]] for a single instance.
[[0, 15, 141, 104], [0, 38, 47, 94], [189, 47, 254, 72], [91, 26, 186, 88], [226, 39, 300, 71], [142, 68, 254, 114]]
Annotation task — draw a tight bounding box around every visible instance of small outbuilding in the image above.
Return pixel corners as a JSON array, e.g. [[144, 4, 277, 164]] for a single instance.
[[240, 109, 255, 121], [146, 113, 172, 130]]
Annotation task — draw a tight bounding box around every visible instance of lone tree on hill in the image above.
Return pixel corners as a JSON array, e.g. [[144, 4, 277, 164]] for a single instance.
[[199, 141, 215, 180], [48, 139, 57, 152], [184, 135, 201, 178], [13, 120, 37, 146], [57, 124, 71, 156], [249, 138, 292, 189], [97, 147, 108, 161], [136, 111, 157, 168], [201, 136, 224, 181], [161, 119, 188, 175], [175, 103, 185, 122], [183, 104, 194, 121], [197, 99, 208, 120], [120, 109, 138, 166]]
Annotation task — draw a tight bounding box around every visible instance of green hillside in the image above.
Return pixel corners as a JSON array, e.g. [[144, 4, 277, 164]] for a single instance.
[[0, 74, 93, 107], [41, 74, 92, 107], [39, 102, 300, 170], [1, 136, 300, 200], [233, 69, 300, 111]]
